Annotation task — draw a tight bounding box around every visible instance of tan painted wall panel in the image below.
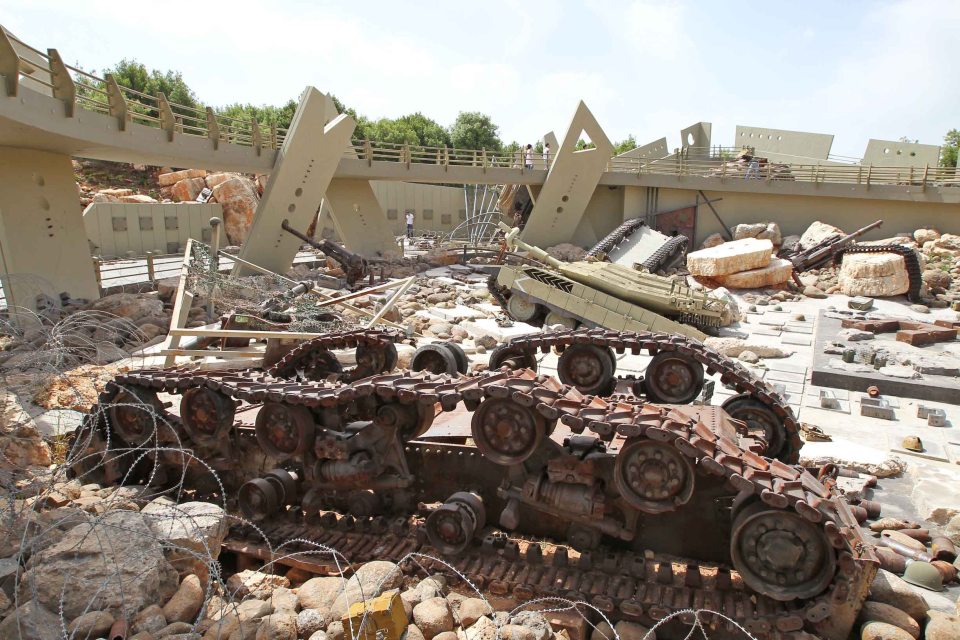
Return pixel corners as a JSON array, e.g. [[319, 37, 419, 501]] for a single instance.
[[83, 202, 221, 258]]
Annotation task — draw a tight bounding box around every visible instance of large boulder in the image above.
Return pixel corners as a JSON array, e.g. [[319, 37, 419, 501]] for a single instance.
[[867, 570, 929, 622], [171, 177, 207, 202], [686, 238, 773, 276], [211, 177, 259, 245], [0, 392, 52, 471], [799, 221, 845, 251], [703, 337, 793, 359], [839, 253, 909, 297], [90, 292, 164, 322], [297, 576, 346, 619], [141, 498, 229, 581], [0, 601, 61, 640], [412, 597, 453, 640], [159, 168, 207, 187], [733, 222, 781, 245], [715, 257, 792, 288], [119, 194, 159, 204], [328, 561, 402, 619], [858, 601, 919, 638], [164, 574, 205, 623], [19, 510, 179, 619], [914, 228, 940, 245]]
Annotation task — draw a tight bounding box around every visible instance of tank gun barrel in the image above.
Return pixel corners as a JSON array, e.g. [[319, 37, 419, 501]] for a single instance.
[[497, 222, 564, 268], [789, 219, 883, 272], [281, 218, 368, 286]]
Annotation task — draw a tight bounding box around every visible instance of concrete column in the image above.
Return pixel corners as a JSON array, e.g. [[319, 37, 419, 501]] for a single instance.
[[520, 101, 613, 248], [0, 147, 98, 314], [234, 87, 355, 276], [325, 178, 399, 257]]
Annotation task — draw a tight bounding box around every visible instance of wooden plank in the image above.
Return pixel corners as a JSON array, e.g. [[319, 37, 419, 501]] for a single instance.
[[163, 239, 195, 367], [159, 349, 262, 358]]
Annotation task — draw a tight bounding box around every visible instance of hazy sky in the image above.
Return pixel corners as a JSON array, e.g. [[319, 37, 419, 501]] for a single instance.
[[3, 1, 957, 158]]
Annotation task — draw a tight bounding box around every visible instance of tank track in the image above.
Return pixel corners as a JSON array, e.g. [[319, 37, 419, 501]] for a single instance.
[[586, 218, 647, 258], [69, 359, 876, 639], [266, 327, 407, 382], [640, 234, 689, 273], [486, 274, 511, 309], [836, 243, 924, 302], [489, 328, 802, 464]]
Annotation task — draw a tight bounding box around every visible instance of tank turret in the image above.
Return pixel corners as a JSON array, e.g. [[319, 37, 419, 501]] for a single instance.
[[493, 223, 729, 338]]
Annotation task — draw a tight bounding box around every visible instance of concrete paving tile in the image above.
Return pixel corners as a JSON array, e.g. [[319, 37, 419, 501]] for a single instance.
[[782, 325, 814, 334], [856, 393, 900, 408], [758, 319, 785, 327], [781, 335, 812, 346], [764, 360, 809, 374], [890, 436, 950, 463], [805, 386, 850, 400], [751, 326, 782, 336], [765, 370, 806, 383], [803, 396, 851, 413]]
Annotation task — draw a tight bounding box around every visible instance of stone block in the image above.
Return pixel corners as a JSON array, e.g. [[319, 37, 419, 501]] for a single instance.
[[686, 238, 773, 276], [714, 257, 792, 288], [839, 253, 909, 297], [159, 168, 207, 187], [171, 177, 207, 202]]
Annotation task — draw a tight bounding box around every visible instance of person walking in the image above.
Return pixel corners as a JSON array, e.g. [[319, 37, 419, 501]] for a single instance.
[[542, 142, 551, 167], [405, 210, 415, 239], [524, 144, 534, 169]]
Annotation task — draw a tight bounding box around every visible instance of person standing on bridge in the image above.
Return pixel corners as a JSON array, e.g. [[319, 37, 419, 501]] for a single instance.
[[524, 144, 534, 170], [542, 142, 551, 168], [405, 210, 415, 239]]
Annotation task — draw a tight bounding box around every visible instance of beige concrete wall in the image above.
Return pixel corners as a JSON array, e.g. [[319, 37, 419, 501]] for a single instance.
[[572, 186, 627, 247], [83, 202, 222, 258], [734, 126, 834, 163], [0, 147, 98, 308], [863, 139, 941, 167], [616, 138, 669, 162], [369, 181, 467, 235]]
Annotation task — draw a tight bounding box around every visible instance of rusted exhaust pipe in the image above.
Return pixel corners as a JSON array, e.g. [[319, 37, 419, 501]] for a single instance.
[[931, 536, 957, 562], [109, 620, 128, 640]]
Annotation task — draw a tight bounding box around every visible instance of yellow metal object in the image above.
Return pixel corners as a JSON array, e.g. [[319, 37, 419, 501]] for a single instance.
[[342, 589, 408, 640]]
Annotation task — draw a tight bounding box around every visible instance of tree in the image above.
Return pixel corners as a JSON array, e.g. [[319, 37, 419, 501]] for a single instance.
[[218, 100, 298, 130], [108, 59, 199, 117], [941, 129, 959, 168], [575, 139, 596, 151], [449, 111, 502, 152], [613, 135, 637, 155], [367, 118, 420, 146], [397, 113, 451, 148]]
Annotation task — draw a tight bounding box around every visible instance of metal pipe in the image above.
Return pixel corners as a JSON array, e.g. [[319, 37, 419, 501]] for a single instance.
[[109, 619, 128, 640], [878, 537, 933, 563]]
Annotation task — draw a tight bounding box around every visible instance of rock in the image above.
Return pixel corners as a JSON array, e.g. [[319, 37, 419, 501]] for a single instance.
[[457, 599, 492, 628], [256, 613, 297, 640], [205, 172, 236, 188], [799, 221, 845, 251], [99, 187, 135, 198], [0, 601, 61, 640], [141, 499, 229, 580], [309, 632, 328, 640], [914, 228, 940, 244], [908, 304, 929, 314], [475, 335, 498, 350], [733, 223, 768, 240], [803, 285, 827, 298], [164, 574, 205, 623], [160, 168, 207, 187], [838, 328, 874, 341], [715, 257, 792, 288], [591, 621, 614, 640], [925, 612, 960, 640], [20, 510, 178, 619], [297, 609, 326, 638], [297, 576, 345, 619], [68, 610, 115, 638], [158, 621, 196, 638], [686, 238, 773, 277], [212, 176, 260, 245], [699, 233, 725, 249], [465, 616, 499, 640], [269, 587, 298, 614], [703, 337, 792, 359], [120, 194, 159, 204], [328, 560, 402, 619], [497, 625, 537, 640], [860, 620, 914, 640], [134, 604, 170, 635], [877, 365, 920, 380], [943, 513, 960, 545], [413, 597, 454, 640], [858, 602, 919, 638], [508, 611, 552, 640], [867, 570, 929, 622], [326, 620, 344, 640], [91, 292, 164, 321], [405, 625, 426, 640], [614, 620, 653, 640], [927, 508, 959, 526], [226, 569, 290, 599], [870, 518, 920, 533], [546, 243, 586, 262], [839, 253, 909, 297], [738, 350, 759, 364], [171, 177, 208, 202], [433, 632, 458, 640], [922, 269, 951, 291], [781, 234, 801, 252]]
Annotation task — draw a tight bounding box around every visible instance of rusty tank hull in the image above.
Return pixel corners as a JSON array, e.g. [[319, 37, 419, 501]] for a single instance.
[[68, 334, 876, 639]]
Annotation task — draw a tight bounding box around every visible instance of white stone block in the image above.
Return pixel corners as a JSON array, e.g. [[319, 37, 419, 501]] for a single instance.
[[686, 238, 773, 276]]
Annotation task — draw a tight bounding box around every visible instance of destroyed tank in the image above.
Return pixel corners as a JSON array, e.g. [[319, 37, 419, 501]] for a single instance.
[[67, 329, 877, 640], [489, 223, 729, 341]]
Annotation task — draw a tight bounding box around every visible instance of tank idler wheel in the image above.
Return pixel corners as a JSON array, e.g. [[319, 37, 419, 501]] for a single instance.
[[239, 478, 280, 521], [411, 343, 459, 375], [543, 311, 578, 330], [354, 341, 398, 378], [180, 387, 235, 443], [471, 397, 547, 465], [264, 468, 300, 505], [506, 295, 541, 323], [643, 351, 705, 404], [300, 349, 343, 381], [425, 492, 486, 555], [488, 344, 538, 372], [108, 386, 163, 445], [255, 402, 316, 457], [614, 439, 695, 514], [441, 342, 470, 375], [731, 500, 836, 601], [557, 343, 615, 396], [721, 394, 786, 461]]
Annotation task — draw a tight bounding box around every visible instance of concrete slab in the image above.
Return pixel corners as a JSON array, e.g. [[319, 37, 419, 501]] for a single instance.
[[857, 393, 900, 408], [806, 386, 850, 400], [803, 396, 851, 413], [782, 325, 814, 335], [890, 437, 950, 463], [765, 360, 809, 374], [751, 326, 782, 336], [430, 305, 487, 321], [765, 370, 806, 384], [758, 319, 785, 327], [461, 318, 540, 342], [781, 335, 812, 346], [33, 409, 84, 438]]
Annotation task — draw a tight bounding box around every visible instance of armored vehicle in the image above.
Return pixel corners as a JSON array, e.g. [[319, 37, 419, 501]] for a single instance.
[[489, 223, 729, 341]]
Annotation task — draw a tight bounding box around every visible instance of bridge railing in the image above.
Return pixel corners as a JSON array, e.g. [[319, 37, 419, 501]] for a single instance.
[[0, 26, 286, 152]]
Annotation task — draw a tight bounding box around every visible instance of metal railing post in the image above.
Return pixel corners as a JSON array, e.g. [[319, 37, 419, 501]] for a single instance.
[[206, 107, 219, 149], [251, 116, 262, 155], [364, 138, 372, 165], [866, 164, 872, 188], [105, 74, 128, 131], [270, 123, 278, 150], [46, 48, 76, 117], [156, 91, 175, 141], [403, 144, 410, 169], [0, 28, 19, 97], [481, 148, 487, 173], [146, 251, 156, 283]]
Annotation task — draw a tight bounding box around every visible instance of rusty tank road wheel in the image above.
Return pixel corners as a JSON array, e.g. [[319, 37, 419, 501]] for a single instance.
[[180, 387, 235, 443], [722, 394, 786, 461], [255, 402, 316, 458], [488, 344, 538, 372], [239, 477, 280, 521], [614, 439, 695, 514], [374, 402, 434, 441], [299, 349, 343, 381], [107, 386, 164, 445], [731, 501, 837, 601], [353, 341, 398, 379], [471, 397, 547, 465], [643, 351, 704, 404], [411, 344, 460, 375], [556, 343, 615, 395]]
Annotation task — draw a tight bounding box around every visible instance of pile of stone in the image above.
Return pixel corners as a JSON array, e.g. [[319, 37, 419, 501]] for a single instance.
[[706, 156, 795, 181], [687, 230, 792, 289]]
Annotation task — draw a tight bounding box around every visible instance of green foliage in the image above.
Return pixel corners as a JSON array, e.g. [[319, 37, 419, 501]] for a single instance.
[[941, 129, 959, 168], [218, 100, 298, 130], [574, 139, 596, 151], [397, 113, 451, 148], [108, 59, 199, 118], [449, 111, 503, 152], [613, 135, 637, 155]]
